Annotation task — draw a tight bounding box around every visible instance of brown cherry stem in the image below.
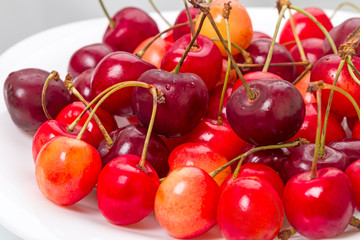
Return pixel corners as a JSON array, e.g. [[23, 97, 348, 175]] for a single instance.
[[282, 40, 297, 47], [98, 0, 115, 29], [350, 216, 360, 230], [288, 8, 307, 63], [330, 2, 360, 19], [148, 0, 172, 27], [190, 0, 255, 100], [209, 138, 309, 178], [64, 75, 114, 147], [238, 61, 309, 68], [278, 228, 297, 240], [310, 89, 322, 179], [292, 62, 313, 85], [217, 1, 232, 125], [41, 71, 60, 120], [210, 38, 253, 64]]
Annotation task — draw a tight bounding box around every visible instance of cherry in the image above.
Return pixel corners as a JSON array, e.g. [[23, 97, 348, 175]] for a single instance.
[[91, 51, 156, 116], [196, 0, 253, 57], [67, 43, 113, 78], [55, 101, 118, 147], [205, 83, 233, 121], [284, 144, 350, 182], [252, 31, 272, 40], [97, 124, 170, 178], [217, 57, 237, 86], [154, 166, 220, 239], [217, 177, 283, 240], [32, 120, 95, 163], [172, 7, 199, 41], [132, 69, 208, 138], [352, 120, 360, 139], [279, 7, 333, 49], [35, 137, 102, 206], [322, 18, 360, 56], [226, 79, 305, 146], [345, 159, 360, 210], [168, 142, 231, 185], [3, 69, 71, 132], [283, 167, 354, 239], [103, 7, 159, 53], [161, 33, 223, 91], [237, 38, 297, 82], [310, 54, 360, 117], [330, 138, 360, 163], [97, 154, 159, 225], [71, 68, 94, 102], [232, 71, 283, 93]]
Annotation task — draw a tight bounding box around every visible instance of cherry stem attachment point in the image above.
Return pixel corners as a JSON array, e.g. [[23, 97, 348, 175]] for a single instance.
[[350, 216, 360, 230], [98, 0, 115, 29], [278, 228, 297, 240], [41, 71, 60, 120]]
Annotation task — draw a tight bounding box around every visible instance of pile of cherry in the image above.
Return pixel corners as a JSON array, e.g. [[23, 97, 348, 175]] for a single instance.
[[3, 0, 360, 239]]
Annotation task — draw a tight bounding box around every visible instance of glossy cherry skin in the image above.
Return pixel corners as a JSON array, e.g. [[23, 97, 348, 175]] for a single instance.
[[284, 144, 350, 182], [330, 138, 360, 163], [289, 103, 346, 144], [352, 120, 360, 139], [205, 83, 233, 121], [172, 7, 199, 41], [168, 142, 231, 185], [133, 69, 208, 138], [91, 51, 156, 116], [289, 38, 324, 74], [35, 137, 102, 206], [71, 69, 94, 102], [97, 124, 170, 178], [237, 38, 297, 82], [232, 71, 283, 93], [279, 7, 333, 49], [97, 154, 159, 225], [283, 168, 354, 239], [184, 118, 249, 161], [68, 43, 113, 78], [32, 120, 96, 163], [217, 177, 283, 240], [322, 18, 360, 56], [55, 101, 118, 147], [3, 68, 72, 132], [217, 57, 238, 86], [103, 7, 159, 53], [226, 79, 305, 146], [252, 31, 271, 40], [345, 159, 360, 210], [161, 33, 223, 91], [155, 166, 220, 239], [310, 54, 360, 117]]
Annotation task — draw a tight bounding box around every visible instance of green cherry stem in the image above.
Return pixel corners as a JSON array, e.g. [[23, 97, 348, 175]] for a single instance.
[[209, 138, 309, 178], [347, 57, 360, 79], [310, 89, 322, 179], [330, 2, 360, 19], [347, 57, 360, 85], [98, 0, 115, 29], [288, 8, 307, 63], [41, 71, 60, 120], [183, 0, 196, 41], [148, 0, 172, 27]]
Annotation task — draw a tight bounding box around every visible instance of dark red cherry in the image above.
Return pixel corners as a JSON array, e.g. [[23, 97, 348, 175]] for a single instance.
[[226, 79, 305, 146], [3, 68, 72, 132], [71, 69, 94, 102], [91, 51, 156, 116], [132, 69, 208, 138], [161, 34, 223, 91], [329, 138, 360, 163], [251, 31, 271, 40], [68, 43, 113, 78], [97, 124, 170, 178], [103, 7, 159, 53], [237, 38, 297, 82], [322, 18, 360, 56], [284, 144, 350, 182], [172, 7, 199, 41], [205, 83, 233, 121]]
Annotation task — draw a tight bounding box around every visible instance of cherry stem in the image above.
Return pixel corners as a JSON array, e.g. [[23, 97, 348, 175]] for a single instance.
[[262, 4, 287, 73], [350, 216, 360, 230], [148, 0, 172, 27], [292, 62, 313, 85], [209, 138, 309, 178], [98, 0, 115, 29], [41, 71, 60, 120], [289, 5, 338, 54], [288, 8, 307, 63], [277, 228, 297, 240], [191, 1, 255, 100], [347, 57, 360, 85], [239, 61, 309, 68], [135, 20, 193, 58], [310, 89, 322, 179], [183, 0, 197, 43], [217, 2, 232, 125], [330, 2, 360, 19], [64, 75, 114, 147], [210, 38, 253, 64], [172, 12, 206, 74]]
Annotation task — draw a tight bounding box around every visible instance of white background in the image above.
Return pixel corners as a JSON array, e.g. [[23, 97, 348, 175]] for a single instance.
[[0, 0, 358, 239]]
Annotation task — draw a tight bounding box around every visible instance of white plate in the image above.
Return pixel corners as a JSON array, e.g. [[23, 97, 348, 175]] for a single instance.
[[0, 8, 360, 240]]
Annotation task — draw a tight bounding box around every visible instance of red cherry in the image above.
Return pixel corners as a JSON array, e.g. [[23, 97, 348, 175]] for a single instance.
[[35, 137, 102, 206], [217, 177, 283, 240], [232, 71, 283, 93], [251, 31, 272, 40], [71, 69, 94, 102], [97, 154, 159, 225], [352, 120, 360, 139], [206, 83, 233, 121], [172, 7, 199, 41], [345, 159, 360, 211], [283, 168, 354, 239]]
